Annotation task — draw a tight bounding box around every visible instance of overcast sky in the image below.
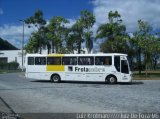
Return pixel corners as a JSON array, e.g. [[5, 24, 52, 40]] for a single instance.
[[0, 0, 160, 49]]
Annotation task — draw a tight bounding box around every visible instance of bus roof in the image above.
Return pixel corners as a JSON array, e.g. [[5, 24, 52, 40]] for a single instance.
[[26, 53, 127, 57]]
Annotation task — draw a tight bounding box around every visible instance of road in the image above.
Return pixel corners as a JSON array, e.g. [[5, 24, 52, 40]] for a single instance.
[[0, 73, 160, 118]]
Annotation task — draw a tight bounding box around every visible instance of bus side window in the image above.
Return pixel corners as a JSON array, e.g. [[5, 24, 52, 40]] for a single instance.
[[41, 57, 46, 65], [47, 57, 61, 65], [78, 57, 94, 65], [35, 57, 46, 65], [62, 57, 69, 65], [104, 57, 112, 65], [95, 56, 112, 65], [78, 57, 83, 65], [62, 57, 77, 65], [28, 57, 34, 65], [70, 57, 77, 65]]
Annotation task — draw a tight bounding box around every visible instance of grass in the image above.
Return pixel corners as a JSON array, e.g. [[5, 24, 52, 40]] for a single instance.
[[133, 70, 160, 80], [0, 69, 22, 74]]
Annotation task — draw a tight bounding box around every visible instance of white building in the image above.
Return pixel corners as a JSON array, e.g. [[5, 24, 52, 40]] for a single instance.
[[0, 48, 95, 69], [0, 50, 25, 69]]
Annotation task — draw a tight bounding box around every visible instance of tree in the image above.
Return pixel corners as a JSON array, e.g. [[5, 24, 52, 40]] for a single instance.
[[132, 31, 143, 74], [25, 32, 41, 53], [150, 36, 160, 70], [71, 10, 95, 54], [80, 10, 95, 53], [47, 16, 69, 53], [96, 11, 129, 53], [25, 10, 46, 54], [136, 20, 152, 74], [25, 10, 46, 27], [71, 21, 84, 54], [66, 31, 78, 53], [84, 31, 94, 53]]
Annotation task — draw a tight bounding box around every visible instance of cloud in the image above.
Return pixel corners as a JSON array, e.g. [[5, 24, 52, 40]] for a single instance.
[[1, 0, 160, 51], [0, 19, 76, 49], [0, 24, 35, 48], [92, 0, 160, 33], [65, 19, 76, 28], [0, 8, 4, 15]]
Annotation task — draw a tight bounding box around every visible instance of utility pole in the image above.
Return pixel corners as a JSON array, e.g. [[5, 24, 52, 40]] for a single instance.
[[19, 20, 24, 71]]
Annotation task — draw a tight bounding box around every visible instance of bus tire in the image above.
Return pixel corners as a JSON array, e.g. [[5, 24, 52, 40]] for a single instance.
[[106, 75, 117, 84], [51, 74, 61, 83]]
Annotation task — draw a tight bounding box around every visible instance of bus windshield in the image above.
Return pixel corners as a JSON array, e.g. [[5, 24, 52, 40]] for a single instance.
[[121, 60, 129, 74]]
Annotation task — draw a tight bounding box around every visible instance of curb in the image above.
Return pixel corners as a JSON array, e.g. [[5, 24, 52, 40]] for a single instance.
[[0, 97, 20, 119]]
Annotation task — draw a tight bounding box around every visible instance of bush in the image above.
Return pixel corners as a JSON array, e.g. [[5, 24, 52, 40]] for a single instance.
[[0, 61, 19, 70]]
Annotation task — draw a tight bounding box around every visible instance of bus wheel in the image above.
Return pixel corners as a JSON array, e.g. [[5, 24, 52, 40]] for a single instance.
[[51, 74, 61, 83], [106, 75, 117, 84]]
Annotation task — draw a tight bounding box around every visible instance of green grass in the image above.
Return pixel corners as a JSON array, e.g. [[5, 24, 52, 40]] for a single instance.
[[133, 71, 160, 80], [0, 69, 22, 74]]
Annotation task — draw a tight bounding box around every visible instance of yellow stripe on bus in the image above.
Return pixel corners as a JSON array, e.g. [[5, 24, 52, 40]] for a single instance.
[[47, 65, 64, 71], [47, 54, 65, 71]]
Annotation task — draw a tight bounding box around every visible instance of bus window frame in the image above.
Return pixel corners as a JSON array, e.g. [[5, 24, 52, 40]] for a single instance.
[[35, 57, 46, 65], [62, 57, 77, 65], [47, 57, 61, 65], [95, 56, 112, 65], [78, 56, 94, 65], [28, 57, 34, 65]]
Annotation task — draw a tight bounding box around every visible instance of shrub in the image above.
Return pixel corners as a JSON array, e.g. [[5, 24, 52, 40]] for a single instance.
[[0, 61, 19, 70]]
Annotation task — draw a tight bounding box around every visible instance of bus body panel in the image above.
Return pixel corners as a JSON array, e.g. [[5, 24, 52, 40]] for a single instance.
[[65, 73, 85, 81]]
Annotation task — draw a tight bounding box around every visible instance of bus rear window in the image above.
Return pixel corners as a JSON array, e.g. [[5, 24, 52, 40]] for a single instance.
[[28, 57, 34, 65], [47, 57, 61, 65], [35, 57, 46, 65]]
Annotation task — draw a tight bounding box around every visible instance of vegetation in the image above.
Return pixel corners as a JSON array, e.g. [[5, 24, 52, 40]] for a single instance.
[[0, 61, 19, 70], [96, 11, 129, 53], [25, 10, 46, 54], [131, 20, 160, 74], [0, 69, 21, 74], [24, 10, 95, 54], [24, 10, 160, 74], [133, 70, 160, 80]]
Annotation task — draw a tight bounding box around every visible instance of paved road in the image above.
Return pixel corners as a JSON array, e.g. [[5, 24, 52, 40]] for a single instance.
[[0, 73, 160, 118]]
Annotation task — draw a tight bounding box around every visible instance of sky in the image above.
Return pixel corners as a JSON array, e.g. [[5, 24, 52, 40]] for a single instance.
[[0, 0, 160, 49]]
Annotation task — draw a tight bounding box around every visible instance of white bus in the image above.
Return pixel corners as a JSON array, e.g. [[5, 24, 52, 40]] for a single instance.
[[25, 53, 132, 84]]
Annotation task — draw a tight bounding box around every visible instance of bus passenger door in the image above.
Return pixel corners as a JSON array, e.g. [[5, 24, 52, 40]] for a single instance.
[[120, 57, 130, 81]]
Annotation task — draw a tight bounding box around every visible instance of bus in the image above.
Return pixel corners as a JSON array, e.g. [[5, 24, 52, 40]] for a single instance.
[[25, 53, 132, 84]]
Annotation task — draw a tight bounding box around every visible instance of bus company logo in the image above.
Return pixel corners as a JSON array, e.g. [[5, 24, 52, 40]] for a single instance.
[[75, 67, 105, 72]]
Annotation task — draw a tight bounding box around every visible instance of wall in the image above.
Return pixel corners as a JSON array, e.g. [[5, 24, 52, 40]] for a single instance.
[[0, 50, 25, 69]]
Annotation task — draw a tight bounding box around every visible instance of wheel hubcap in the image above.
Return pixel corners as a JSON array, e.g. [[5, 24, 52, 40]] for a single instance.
[[54, 76, 59, 81], [110, 77, 115, 83], [52, 75, 60, 82]]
